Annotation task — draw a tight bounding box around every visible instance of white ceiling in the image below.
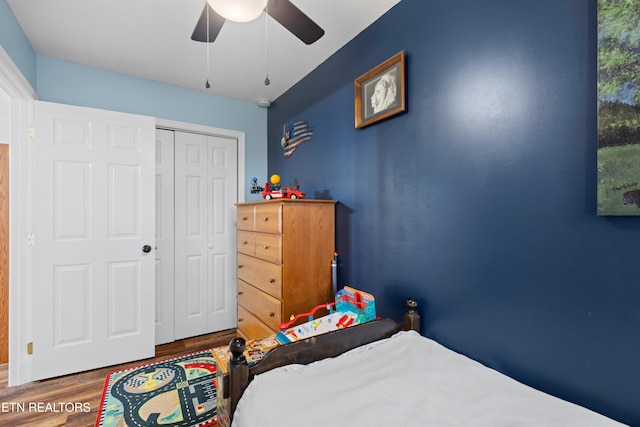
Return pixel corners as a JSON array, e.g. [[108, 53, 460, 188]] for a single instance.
[[7, 0, 400, 106]]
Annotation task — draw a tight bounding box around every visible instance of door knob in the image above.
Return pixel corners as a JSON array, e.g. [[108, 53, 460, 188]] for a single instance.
[[142, 245, 152, 253]]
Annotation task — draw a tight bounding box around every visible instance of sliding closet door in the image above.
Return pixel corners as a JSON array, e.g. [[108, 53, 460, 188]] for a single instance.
[[174, 132, 237, 339], [155, 129, 175, 344]]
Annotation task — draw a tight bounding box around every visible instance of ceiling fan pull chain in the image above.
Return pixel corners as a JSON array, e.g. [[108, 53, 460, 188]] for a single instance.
[[206, 3, 211, 89], [264, 1, 270, 86]]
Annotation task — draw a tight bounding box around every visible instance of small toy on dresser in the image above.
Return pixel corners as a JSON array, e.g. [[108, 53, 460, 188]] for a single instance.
[[250, 174, 306, 200]]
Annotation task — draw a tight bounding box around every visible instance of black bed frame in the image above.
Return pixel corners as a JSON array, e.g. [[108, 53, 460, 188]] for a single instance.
[[216, 318, 404, 426]]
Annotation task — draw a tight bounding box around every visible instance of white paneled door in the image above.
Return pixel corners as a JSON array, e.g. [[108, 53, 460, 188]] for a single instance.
[[175, 132, 237, 339], [32, 101, 156, 381]]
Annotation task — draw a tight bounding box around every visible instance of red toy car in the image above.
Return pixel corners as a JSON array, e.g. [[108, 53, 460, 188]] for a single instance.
[[262, 184, 306, 200]]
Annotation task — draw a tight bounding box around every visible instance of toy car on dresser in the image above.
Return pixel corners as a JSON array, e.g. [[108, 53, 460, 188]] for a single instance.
[[262, 184, 305, 200], [250, 175, 306, 200]]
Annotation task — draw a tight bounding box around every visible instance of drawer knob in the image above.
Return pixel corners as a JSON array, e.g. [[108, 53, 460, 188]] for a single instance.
[[238, 265, 243, 269], [238, 291, 244, 295], [242, 240, 248, 245], [238, 318, 244, 322], [263, 245, 269, 250], [269, 278, 275, 283], [242, 216, 248, 221], [262, 217, 269, 222], [269, 312, 275, 317]]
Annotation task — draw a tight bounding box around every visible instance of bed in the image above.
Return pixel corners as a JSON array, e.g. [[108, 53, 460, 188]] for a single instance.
[[217, 318, 625, 427]]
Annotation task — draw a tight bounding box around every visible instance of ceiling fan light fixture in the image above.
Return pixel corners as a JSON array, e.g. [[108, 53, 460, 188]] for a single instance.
[[208, 0, 268, 23]]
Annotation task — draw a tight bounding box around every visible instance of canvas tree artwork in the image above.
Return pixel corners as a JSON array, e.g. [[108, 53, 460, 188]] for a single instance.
[[598, 0, 640, 215]]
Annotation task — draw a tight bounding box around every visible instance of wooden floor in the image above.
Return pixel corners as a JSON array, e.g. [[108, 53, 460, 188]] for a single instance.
[[0, 329, 236, 427]]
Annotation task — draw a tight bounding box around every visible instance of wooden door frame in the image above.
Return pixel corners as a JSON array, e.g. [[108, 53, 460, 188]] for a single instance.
[[0, 143, 8, 363]]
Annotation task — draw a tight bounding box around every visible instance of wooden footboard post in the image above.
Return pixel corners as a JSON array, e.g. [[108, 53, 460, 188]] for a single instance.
[[403, 298, 421, 333], [226, 337, 249, 423]]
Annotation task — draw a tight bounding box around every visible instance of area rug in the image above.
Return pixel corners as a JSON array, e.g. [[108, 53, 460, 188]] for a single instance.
[[95, 350, 218, 427]]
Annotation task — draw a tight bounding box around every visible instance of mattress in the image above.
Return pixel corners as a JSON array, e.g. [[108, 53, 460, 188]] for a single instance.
[[232, 331, 625, 427]]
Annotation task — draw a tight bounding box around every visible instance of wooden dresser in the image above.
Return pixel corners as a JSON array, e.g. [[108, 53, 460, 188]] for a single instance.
[[236, 199, 336, 340]]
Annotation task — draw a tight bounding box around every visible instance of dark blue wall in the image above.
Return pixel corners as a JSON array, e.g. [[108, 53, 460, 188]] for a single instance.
[[268, 0, 639, 424]]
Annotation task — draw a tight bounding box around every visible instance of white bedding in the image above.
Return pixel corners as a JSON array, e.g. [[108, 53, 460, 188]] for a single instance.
[[232, 331, 625, 427]]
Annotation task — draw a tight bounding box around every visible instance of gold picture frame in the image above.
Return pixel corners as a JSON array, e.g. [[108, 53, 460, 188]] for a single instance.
[[354, 51, 406, 129]]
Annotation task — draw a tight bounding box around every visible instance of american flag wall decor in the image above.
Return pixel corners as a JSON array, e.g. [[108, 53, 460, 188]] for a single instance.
[[281, 120, 313, 158]]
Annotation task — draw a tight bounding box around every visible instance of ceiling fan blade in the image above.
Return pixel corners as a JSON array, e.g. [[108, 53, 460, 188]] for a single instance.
[[266, 0, 324, 45], [191, 2, 226, 43]]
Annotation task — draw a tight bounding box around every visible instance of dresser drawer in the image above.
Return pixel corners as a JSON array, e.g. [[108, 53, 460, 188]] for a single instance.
[[237, 230, 255, 257], [237, 205, 255, 231], [254, 232, 282, 264], [254, 203, 282, 234], [238, 280, 282, 330], [237, 253, 282, 299], [237, 305, 275, 340]]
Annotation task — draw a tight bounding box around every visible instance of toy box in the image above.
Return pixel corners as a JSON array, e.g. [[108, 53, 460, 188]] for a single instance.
[[275, 286, 376, 344]]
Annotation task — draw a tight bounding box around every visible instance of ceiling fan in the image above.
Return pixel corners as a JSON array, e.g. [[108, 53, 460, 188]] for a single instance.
[[191, 0, 325, 45]]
